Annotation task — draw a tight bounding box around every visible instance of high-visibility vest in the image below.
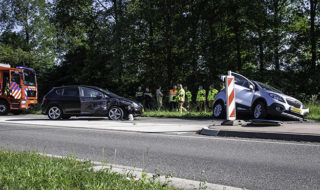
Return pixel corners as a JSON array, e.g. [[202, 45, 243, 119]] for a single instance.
[[169, 89, 178, 102], [207, 89, 218, 101], [136, 91, 143, 97], [186, 91, 192, 102], [144, 92, 152, 97], [196, 89, 206, 101], [178, 89, 185, 102]]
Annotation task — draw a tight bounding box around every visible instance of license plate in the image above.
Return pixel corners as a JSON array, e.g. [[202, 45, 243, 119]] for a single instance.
[[30, 100, 35, 104], [291, 107, 302, 114]]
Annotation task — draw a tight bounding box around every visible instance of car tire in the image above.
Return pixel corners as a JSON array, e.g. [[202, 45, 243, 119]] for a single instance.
[[213, 101, 226, 119], [0, 100, 9, 115], [48, 106, 63, 120], [108, 106, 124, 120], [253, 101, 267, 119]]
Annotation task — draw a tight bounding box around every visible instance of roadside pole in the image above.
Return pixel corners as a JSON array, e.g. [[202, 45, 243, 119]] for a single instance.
[[226, 71, 236, 121], [222, 71, 240, 125]]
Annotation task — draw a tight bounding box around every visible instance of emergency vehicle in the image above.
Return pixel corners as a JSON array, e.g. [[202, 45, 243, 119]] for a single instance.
[[0, 63, 37, 115]]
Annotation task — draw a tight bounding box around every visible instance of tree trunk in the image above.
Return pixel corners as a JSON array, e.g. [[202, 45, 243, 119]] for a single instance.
[[274, 0, 280, 71], [164, 2, 173, 87], [113, 0, 123, 84], [235, 26, 242, 72], [310, 0, 317, 72], [258, 30, 264, 75]]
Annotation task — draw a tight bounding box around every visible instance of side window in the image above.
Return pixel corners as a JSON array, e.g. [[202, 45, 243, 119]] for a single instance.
[[55, 88, 63, 96], [232, 73, 250, 89], [242, 81, 250, 88], [11, 71, 21, 84], [80, 87, 104, 98], [63, 87, 79, 97]]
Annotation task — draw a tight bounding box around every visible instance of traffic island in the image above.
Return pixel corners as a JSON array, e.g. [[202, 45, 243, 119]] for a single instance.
[[201, 121, 320, 142]]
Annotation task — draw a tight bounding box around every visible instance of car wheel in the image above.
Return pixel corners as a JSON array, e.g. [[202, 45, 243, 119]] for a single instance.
[[48, 106, 63, 120], [108, 106, 124, 120], [253, 101, 267, 119], [0, 100, 9, 115], [213, 101, 225, 119]]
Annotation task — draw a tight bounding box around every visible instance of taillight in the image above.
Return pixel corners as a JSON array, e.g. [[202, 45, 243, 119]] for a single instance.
[[42, 96, 46, 103]]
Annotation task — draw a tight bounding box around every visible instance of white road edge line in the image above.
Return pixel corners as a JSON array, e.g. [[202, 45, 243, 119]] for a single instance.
[[39, 153, 244, 190], [1, 121, 320, 147]]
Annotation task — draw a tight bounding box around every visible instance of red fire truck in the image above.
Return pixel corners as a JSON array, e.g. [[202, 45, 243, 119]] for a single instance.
[[0, 63, 38, 115]]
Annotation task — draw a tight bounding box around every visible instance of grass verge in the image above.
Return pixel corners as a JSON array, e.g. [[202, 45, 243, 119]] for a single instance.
[[0, 150, 179, 190], [142, 110, 212, 119], [305, 104, 320, 121]]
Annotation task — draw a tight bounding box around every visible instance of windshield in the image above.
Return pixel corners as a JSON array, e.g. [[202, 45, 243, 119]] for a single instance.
[[23, 69, 36, 86], [256, 81, 282, 94], [99, 88, 121, 98]]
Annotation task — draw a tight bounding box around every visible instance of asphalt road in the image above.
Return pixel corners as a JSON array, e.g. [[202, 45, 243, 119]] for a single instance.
[[0, 117, 320, 190]]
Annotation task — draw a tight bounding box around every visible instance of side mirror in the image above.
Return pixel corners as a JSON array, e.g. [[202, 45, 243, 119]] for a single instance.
[[249, 85, 254, 91]]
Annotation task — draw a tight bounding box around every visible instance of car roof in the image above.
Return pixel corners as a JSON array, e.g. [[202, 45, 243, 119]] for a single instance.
[[54, 85, 104, 91]]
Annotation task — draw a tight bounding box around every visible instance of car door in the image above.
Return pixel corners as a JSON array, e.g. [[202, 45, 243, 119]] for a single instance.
[[231, 72, 255, 110], [79, 87, 108, 115], [61, 87, 81, 114]]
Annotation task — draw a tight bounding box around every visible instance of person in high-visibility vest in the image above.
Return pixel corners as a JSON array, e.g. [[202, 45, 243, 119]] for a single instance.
[[177, 84, 187, 113], [196, 85, 206, 112], [207, 84, 218, 110], [135, 86, 144, 103], [169, 85, 178, 111], [144, 87, 152, 109], [184, 86, 192, 110]]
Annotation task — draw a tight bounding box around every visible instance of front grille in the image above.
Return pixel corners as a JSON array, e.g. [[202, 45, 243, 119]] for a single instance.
[[27, 90, 36, 97], [286, 98, 302, 108]]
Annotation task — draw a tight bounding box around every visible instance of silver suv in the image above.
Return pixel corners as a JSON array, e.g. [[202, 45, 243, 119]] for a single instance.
[[213, 72, 309, 120]]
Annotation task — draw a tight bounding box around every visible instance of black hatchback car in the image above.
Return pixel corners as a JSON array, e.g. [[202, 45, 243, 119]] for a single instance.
[[41, 85, 143, 120]]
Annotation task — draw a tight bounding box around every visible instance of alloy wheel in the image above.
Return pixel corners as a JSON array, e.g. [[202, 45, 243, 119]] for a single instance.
[[214, 104, 222, 117], [108, 107, 123, 120], [0, 104, 6, 113], [254, 104, 262, 118], [48, 106, 62, 120]]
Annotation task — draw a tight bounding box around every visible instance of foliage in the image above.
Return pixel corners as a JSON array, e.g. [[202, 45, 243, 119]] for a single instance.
[[0, 150, 179, 190], [305, 104, 320, 121], [0, 0, 319, 99], [142, 110, 213, 119]]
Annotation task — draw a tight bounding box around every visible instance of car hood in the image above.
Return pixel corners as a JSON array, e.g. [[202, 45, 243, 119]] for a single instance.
[[110, 97, 142, 106], [265, 90, 302, 104]]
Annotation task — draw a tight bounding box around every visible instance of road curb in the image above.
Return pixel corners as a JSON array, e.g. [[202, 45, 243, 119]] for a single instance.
[[200, 127, 320, 142], [40, 153, 243, 190]]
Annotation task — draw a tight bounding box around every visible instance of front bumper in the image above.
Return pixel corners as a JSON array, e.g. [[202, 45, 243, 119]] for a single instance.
[[268, 103, 309, 120], [127, 105, 143, 117]]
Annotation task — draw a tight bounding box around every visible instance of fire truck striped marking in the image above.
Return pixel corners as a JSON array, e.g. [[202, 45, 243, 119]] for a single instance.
[[10, 82, 22, 99], [25, 89, 28, 100]]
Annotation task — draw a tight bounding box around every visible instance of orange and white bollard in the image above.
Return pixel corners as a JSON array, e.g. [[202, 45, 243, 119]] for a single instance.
[[226, 71, 236, 121]]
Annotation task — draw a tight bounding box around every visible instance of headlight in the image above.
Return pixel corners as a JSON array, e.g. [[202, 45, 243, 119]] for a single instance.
[[21, 100, 27, 104], [132, 102, 139, 108], [269, 93, 285, 103]]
